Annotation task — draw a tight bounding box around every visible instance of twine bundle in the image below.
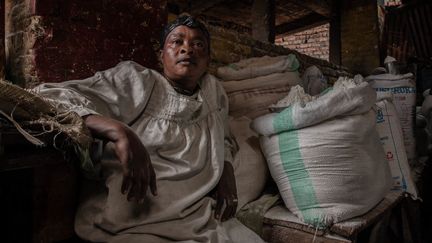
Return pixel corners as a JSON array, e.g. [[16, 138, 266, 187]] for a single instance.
[[0, 79, 94, 173]]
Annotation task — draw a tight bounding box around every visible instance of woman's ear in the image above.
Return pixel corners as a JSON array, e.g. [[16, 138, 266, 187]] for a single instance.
[[159, 49, 164, 63]]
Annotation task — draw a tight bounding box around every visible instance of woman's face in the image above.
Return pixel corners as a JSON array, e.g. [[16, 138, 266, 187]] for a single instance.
[[161, 25, 210, 88]]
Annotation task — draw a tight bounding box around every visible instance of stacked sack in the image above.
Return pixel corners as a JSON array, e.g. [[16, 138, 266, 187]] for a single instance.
[[374, 93, 418, 198], [216, 54, 302, 119], [216, 55, 302, 210], [366, 73, 417, 167], [230, 117, 269, 211], [251, 76, 392, 228]]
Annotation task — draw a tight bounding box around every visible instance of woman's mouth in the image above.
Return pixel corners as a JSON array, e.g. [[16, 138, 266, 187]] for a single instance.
[[177, 58, 196, 65]]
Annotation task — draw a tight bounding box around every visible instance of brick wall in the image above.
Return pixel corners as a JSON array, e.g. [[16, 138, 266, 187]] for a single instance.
[[275, 24, 330, 61], [208, 25, 350, 83], [274, 1, 381, 76], [5, 0, 167, 87]]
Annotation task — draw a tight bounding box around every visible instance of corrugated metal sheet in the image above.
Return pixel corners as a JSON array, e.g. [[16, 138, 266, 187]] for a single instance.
[[381, 1, 432, 62]]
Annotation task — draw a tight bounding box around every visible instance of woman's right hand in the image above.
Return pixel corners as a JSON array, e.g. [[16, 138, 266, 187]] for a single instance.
[[84, 114, 157, 203]]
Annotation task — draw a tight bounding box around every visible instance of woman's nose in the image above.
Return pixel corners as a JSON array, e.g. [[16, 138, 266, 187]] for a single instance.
[[180, 43, 193, 54]]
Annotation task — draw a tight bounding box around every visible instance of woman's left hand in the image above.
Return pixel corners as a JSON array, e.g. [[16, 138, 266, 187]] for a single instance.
[[214, 161, 238, 221]]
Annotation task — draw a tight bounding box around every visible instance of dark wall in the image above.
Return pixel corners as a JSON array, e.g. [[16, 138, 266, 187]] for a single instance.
[[6, 0, 167, 87]]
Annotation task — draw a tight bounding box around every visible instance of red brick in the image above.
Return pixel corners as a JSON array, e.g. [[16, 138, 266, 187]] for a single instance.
[[6, 0, 167, 87], [275, 23, 329, 61]]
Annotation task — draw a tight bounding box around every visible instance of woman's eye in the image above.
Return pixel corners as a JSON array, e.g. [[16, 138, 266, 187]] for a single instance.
[[172, 39, 182, 45], [194, 41, 204, 48]]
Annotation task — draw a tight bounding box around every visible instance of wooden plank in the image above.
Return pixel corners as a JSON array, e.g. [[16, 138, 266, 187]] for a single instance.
[[263, 224, 351, 243], [330, 191, 404, 237], [262, 191, 404, 242], [252, 0, 275, 43], [263, 206, 326, 236], [287, 0, 331, 18], [275, 12, 328, 35], [189, 0, 226, 14]]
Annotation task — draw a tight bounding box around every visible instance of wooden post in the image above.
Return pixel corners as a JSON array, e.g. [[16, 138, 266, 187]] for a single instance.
[[252, 0, 275, 43], [0, 0, 4, 79], [4, 0, 29, 87], [329, 0, 341, 65], [340, 0, 381, 75]]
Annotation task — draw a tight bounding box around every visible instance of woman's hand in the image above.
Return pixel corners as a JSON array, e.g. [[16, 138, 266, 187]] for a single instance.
[[84, 114, 157, 203], [214, 161, 238, 221]]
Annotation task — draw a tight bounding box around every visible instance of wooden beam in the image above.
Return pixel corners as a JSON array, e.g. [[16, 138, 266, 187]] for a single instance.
[[189, 0, 226, 15], [275, 12, 328, 36], [329, 0, 341, 65], [252, 0, 276, 43], [288, 0, 331, 18], [200, 14, 252, 35]]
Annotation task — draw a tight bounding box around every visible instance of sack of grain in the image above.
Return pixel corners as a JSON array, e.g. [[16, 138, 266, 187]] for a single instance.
[[230, 116, 269, 211], [216, 54, 300, 81], [366, 73, 416, 166], [221, 61, 301, 119], [375, 94, 418, 198], [251, 77, 392, 228]]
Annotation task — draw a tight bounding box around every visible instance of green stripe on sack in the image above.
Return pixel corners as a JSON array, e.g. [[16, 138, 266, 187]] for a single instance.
[[273, 107, 325, 227], [274, 107, 295, 133]]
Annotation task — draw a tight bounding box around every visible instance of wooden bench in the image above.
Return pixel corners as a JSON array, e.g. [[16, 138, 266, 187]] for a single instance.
[[262, 191, 404, 243]]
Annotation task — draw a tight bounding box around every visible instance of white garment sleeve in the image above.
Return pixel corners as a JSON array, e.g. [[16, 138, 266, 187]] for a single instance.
[[33, 61, 156, 124]]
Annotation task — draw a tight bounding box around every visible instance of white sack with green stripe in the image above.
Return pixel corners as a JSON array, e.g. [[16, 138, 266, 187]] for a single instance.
[[251, 77, 392, 228]]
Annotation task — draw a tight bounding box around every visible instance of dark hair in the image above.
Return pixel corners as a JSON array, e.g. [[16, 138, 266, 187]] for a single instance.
[[160, 15, 211, 50]]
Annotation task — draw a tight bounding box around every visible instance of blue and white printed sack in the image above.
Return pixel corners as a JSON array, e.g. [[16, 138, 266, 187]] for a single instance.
[[251, 77, 392, 228], [375, 94, 418, 198], [366, 73, 417, 166]]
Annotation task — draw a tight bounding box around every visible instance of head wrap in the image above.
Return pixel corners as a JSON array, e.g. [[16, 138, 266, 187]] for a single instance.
[[160, 15, 210, 50]]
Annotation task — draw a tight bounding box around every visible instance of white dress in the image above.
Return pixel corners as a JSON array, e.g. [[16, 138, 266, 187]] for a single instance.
[[35, 61, 264, 243]]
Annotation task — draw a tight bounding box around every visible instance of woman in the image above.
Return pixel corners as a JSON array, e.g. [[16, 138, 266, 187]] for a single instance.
[[36, 15, 264, 243]]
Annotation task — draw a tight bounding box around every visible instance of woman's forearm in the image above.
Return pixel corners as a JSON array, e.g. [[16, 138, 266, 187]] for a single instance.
[[82, 114, 157, 201], [83, 114, 128, 142]]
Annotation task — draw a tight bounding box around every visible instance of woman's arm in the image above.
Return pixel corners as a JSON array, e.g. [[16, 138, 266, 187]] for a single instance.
[[84, 114, 157, 203], [214, 161, 238, 221]]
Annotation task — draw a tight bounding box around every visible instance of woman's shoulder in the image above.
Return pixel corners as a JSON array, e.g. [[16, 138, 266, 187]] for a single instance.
[[111, 60, 158, 74], [201, 73, 225, 93], [200, 73, 229, 111], [102, 61, 162, 84]]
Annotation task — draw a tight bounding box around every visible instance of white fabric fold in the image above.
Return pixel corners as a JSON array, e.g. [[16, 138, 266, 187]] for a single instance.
[[35, 61, 263, 243]]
